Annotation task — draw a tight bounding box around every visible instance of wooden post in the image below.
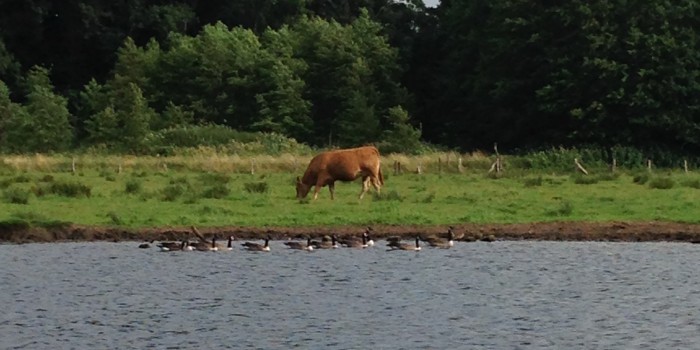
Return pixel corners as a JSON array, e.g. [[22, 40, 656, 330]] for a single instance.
[[574, 158, 589, 175], [647, 159, 652, 172], [488, 142, 503, 174], [71, 157, 76, 174], [438, 157, 442, 174], [611, 158, 616, 173], [684, 160, 689, 173], [458, 157, 464, 173], [251, 159, 256, 175], [417, 160, 423, 174]]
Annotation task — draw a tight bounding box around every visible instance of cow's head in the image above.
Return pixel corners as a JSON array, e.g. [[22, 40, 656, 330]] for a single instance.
[[296, 176, 311, 199]]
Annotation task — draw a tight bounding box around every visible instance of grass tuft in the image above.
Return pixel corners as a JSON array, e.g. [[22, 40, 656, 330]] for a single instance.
[[648, 177, 674, 189]]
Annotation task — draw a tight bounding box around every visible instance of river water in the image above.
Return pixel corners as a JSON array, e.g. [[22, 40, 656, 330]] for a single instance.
[[1, 240, 699, 349]]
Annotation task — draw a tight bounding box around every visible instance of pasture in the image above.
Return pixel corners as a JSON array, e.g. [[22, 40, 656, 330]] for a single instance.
[[0, 153, 699, 229]]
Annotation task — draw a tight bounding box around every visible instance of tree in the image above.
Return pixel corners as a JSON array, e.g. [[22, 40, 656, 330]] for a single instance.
[[85, 80, 155, 153], [380, 105, 423, 154], [2, 66, 73, 152]]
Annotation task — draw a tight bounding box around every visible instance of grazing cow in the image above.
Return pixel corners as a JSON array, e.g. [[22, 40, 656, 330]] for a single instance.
[[296, 146, 384, 200]]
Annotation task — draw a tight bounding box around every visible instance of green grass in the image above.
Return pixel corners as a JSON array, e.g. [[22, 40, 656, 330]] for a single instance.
[[0, 155, 700, 228], [0, 165, 699, 228]]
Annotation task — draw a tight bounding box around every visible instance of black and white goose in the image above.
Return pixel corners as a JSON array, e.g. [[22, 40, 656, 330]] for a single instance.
[[389, 236, 422, 251], [284, 237, 314, 251], [242, 236, 271, 252]]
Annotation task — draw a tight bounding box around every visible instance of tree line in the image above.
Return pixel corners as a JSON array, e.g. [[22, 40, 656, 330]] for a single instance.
[[0, 0, 698, 159]]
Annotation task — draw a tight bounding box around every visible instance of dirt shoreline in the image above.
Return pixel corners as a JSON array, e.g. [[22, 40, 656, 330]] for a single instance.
[[2, 221, 700, 244]]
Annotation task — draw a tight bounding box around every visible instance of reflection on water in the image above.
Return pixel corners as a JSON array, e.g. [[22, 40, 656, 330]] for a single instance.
[[1, 241, 700, 349]]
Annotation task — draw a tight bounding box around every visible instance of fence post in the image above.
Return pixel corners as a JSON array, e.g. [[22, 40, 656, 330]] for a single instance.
[[647, 159, 652, 172], [684, 159, 689, 173]]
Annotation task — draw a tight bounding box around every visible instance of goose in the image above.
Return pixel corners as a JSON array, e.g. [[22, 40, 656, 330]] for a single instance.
[[157, 240, 184, 252], [193, 236, 218, 252], [242, 236, 271, 252], [389, 236, 422, 251], [224, 235, 234, 251], [138, 240, 154, 249], [426, 227, 456, 248], [314, 235, 339, 249], [284, 237, 314, 251], [363, 227, 375, 247], [342, 233, 369, 248], [159, 240, 187, 252]]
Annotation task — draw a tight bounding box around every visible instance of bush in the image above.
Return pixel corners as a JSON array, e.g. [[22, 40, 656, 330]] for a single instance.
[[523, 177, 543, 187], [372, 190, 403, 202], [3, 186, 30, 204], [648, 177, 674, 189], [244, 182, 269, 194], [125, 179, 142, 194], [161, 184, 186, 201], [633, 173, 650, 185], [546, 200, 573, 217], [202, 184, 230, 199], [682, 179, 700, 189], [48, 181, 91, 198], [572, 175, 599, 185]]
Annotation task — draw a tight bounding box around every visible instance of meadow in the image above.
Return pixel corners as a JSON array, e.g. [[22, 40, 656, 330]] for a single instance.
[[0, 152, 699, 231]]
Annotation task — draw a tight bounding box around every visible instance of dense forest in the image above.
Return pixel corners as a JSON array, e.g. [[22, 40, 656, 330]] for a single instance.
[[0, 0, 699, 160]]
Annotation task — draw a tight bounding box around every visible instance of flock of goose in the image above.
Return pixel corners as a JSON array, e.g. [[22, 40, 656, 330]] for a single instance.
[[139, 227, 457, 252]]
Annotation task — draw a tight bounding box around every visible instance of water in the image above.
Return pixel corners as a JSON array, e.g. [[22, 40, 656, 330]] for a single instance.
[[1, 241, 699, 349]]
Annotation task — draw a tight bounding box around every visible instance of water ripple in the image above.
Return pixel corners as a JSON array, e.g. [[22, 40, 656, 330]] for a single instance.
[[1, 241, 700, 349]]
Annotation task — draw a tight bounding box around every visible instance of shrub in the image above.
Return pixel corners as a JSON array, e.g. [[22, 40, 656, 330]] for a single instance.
[[633, 173, 649, 185], [3, 186, 30, 204], [125, 179, 142, 194], [198, 173, 231, 185], [202, 184, 230, 199], [107, 211, 124, 225], [523, 177, 543, 187], [244, 182, 269, 194], [682, 179, 700, 189], [572, 175, 599, 185], [546, 200, 573, 217], [648, 177, 674, 189], [161, 184, 186, 201], [372, 190, 403, 202], [48, 181, 91, 197]]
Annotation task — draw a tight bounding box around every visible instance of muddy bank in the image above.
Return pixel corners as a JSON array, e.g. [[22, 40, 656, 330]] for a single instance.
[[1, 221, 700, 244]]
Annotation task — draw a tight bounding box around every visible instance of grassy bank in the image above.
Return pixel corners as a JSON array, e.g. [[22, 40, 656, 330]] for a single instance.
[[1, 153, 699, 234]]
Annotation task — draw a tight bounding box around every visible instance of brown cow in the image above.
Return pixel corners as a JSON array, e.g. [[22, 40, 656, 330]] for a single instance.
[[296, 146, 384, 200]]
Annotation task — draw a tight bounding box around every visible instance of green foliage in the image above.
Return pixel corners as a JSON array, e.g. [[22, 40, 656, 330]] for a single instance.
[[572, 175, 599, 185], [682, 179, 700, 189], [372, 190, 403, 202], [244, 181, 269, 194], [3, 186, 30, 204], [46, 181, 92, 198], [547, 200, 573, 217], [161, 183, 187, 201], [378, 106, 424, 154], [201, 184, 230, 199], [31, 180, 92, 198], [125, 179, 142, 194], [633, 173, 650, 185], [648, 177, 674, 190], [523, 177, 543, 187], [3, 66, 73, 153]]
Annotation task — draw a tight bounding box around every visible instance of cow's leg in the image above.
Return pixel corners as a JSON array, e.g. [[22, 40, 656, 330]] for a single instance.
[[371, 176, 381, 194], [313, 184, 323, 200], [359, 176, 371, 199], [329, 182, 335, 200]]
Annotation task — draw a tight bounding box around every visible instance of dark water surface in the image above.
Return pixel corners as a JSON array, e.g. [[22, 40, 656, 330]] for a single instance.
[[1, 241, 699, 349]]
